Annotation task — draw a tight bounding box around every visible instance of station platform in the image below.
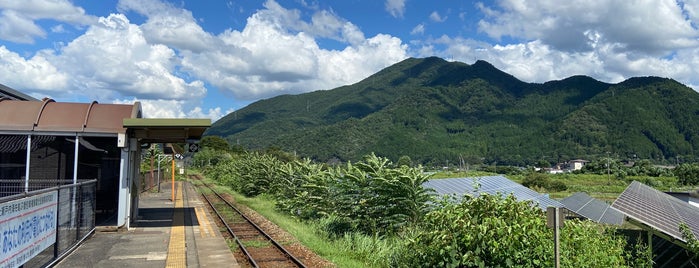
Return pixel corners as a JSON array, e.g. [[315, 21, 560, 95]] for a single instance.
[[55, 181, 238, 268]]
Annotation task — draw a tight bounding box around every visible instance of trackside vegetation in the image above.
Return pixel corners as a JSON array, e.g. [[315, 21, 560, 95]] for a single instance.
[[196, 149, 654, 267]]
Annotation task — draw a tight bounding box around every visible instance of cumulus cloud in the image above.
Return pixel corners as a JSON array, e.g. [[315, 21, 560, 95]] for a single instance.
[[252, 0, 366, 46], [385, 0, 406, 18], [370, 0, 699, 94], [0, 46, 69, 92], [411, 23, 425, 35], [424, 34, 699, 92], [113, 98, 231, 121], [117, 0, 216, 52], [0, 0, 411, 121], [0, 0, 96, 43], [429, 11, 446, 22], [477, 0, 699, 55], [180, 0, 408, 100], [49, 13, 207, 101]]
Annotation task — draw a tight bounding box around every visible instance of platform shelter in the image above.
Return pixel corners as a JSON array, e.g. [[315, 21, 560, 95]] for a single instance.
[[0, 81, 212, 267]]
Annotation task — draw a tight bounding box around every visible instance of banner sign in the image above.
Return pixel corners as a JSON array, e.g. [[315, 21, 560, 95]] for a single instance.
[[0, 191, 58, 268]]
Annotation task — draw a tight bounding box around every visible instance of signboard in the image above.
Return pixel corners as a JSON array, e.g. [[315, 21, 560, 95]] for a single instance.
[[188, 143, 199, 152], [0, 191, 58, 268]]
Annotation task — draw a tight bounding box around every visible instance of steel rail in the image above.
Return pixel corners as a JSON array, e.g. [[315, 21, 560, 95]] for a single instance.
[[191, 175, 307, 268]]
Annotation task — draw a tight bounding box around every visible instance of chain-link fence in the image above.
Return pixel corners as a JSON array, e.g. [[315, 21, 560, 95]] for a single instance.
[[0, 179, 79, 198], [0, 179, 96, 268]]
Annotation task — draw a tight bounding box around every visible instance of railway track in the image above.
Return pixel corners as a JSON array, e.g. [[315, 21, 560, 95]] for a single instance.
[[189, 174, 307, 268]]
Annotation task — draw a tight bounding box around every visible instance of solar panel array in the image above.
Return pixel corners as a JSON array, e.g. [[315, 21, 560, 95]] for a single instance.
[[423, 176, 562, 210], [611, 181, 699, 242], [561, 192, 624, 225]]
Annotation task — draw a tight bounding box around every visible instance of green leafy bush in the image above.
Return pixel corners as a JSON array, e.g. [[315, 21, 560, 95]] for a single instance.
[[522, 172, 567, 192], [393, 194, 631, 267], [675, 163, 699, 185]]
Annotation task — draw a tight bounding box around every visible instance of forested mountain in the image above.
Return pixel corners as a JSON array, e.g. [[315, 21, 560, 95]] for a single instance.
[[207, 57, 699, 166]]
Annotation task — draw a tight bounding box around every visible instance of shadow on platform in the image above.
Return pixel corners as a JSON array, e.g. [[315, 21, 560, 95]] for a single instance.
[[136, 207, 199, 228]]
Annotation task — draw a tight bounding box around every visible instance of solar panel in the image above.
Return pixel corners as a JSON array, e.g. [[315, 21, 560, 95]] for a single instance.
[[423, 176, 563, 211], [561, 192, 624, 225], [611, 181, 699, 242]]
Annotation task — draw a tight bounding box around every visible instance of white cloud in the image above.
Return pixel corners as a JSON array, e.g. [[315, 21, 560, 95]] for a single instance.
[[187, 106, 236, 122], [477, 0, 699, 55], [0, 0, 96, 43], [0, 46, 69, 92], [429, 11, 446, 22], [49, 13, 206, 101], [0, 0, 95, 23], [381, 0, 699, 94], [0, 10, 46, 43], [385, 0, 406, 18], [50, 24, 65, 33], [252, 0, 366, 45], [114, 98, 232, 121], [411, 23, 425, 35], [422, 35, 699, 93], [117, 0, 216, 52], [115, 98, 185, 118], [180, 0, 408, 100]]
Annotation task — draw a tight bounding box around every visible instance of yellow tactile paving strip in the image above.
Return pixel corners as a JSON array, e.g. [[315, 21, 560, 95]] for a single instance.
[[195, 207, 216, 238], [165, 182, 186, 268]]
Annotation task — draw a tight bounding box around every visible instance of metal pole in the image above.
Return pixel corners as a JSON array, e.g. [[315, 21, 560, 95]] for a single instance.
[[554, 207, 560, 268], [150, 149, 154, 189], [71, 136, 79, 228], [171, 152, 175, 202], [157, 156, 161, 193], [24, 135, 31, 193]]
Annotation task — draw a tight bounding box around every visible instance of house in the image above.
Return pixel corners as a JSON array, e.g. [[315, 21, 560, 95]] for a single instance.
[[568, 159, 588, 171]]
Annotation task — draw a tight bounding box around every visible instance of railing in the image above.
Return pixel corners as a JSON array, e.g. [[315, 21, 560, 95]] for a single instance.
[[0, 180, 97, 268], [0, 179, 81, 198]]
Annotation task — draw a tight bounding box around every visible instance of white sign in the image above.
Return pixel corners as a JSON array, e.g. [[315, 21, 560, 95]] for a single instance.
[[0, 191, 58, 268]]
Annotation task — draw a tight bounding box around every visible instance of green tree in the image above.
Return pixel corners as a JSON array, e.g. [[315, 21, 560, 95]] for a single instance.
[[193, 148, 231, 168], [396, 155, 412, 167], [675, 163, 699, 185], [200, 135, 230, 151]]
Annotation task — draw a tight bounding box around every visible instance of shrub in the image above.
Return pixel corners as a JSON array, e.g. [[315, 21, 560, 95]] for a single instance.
[[392, 194, 630, 267], [522, 172, 567, 192], [675, 163, 699, 185], [548, 180, 568, 192]]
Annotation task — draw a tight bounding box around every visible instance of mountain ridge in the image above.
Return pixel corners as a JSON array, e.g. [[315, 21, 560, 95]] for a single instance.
[[207, 57, 699, 165]]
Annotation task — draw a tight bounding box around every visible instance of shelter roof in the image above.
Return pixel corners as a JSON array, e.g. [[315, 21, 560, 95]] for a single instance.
[[123, 118, 210, 143], [0, 98, 140, 135], [0, 98, 210, 143]]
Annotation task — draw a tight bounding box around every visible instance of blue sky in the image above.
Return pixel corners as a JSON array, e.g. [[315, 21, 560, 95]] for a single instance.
[[1, 0, 699, 120]]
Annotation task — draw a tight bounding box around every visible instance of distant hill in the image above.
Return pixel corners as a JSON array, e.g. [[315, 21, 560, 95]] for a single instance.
[[207, 57, 699, 166]]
